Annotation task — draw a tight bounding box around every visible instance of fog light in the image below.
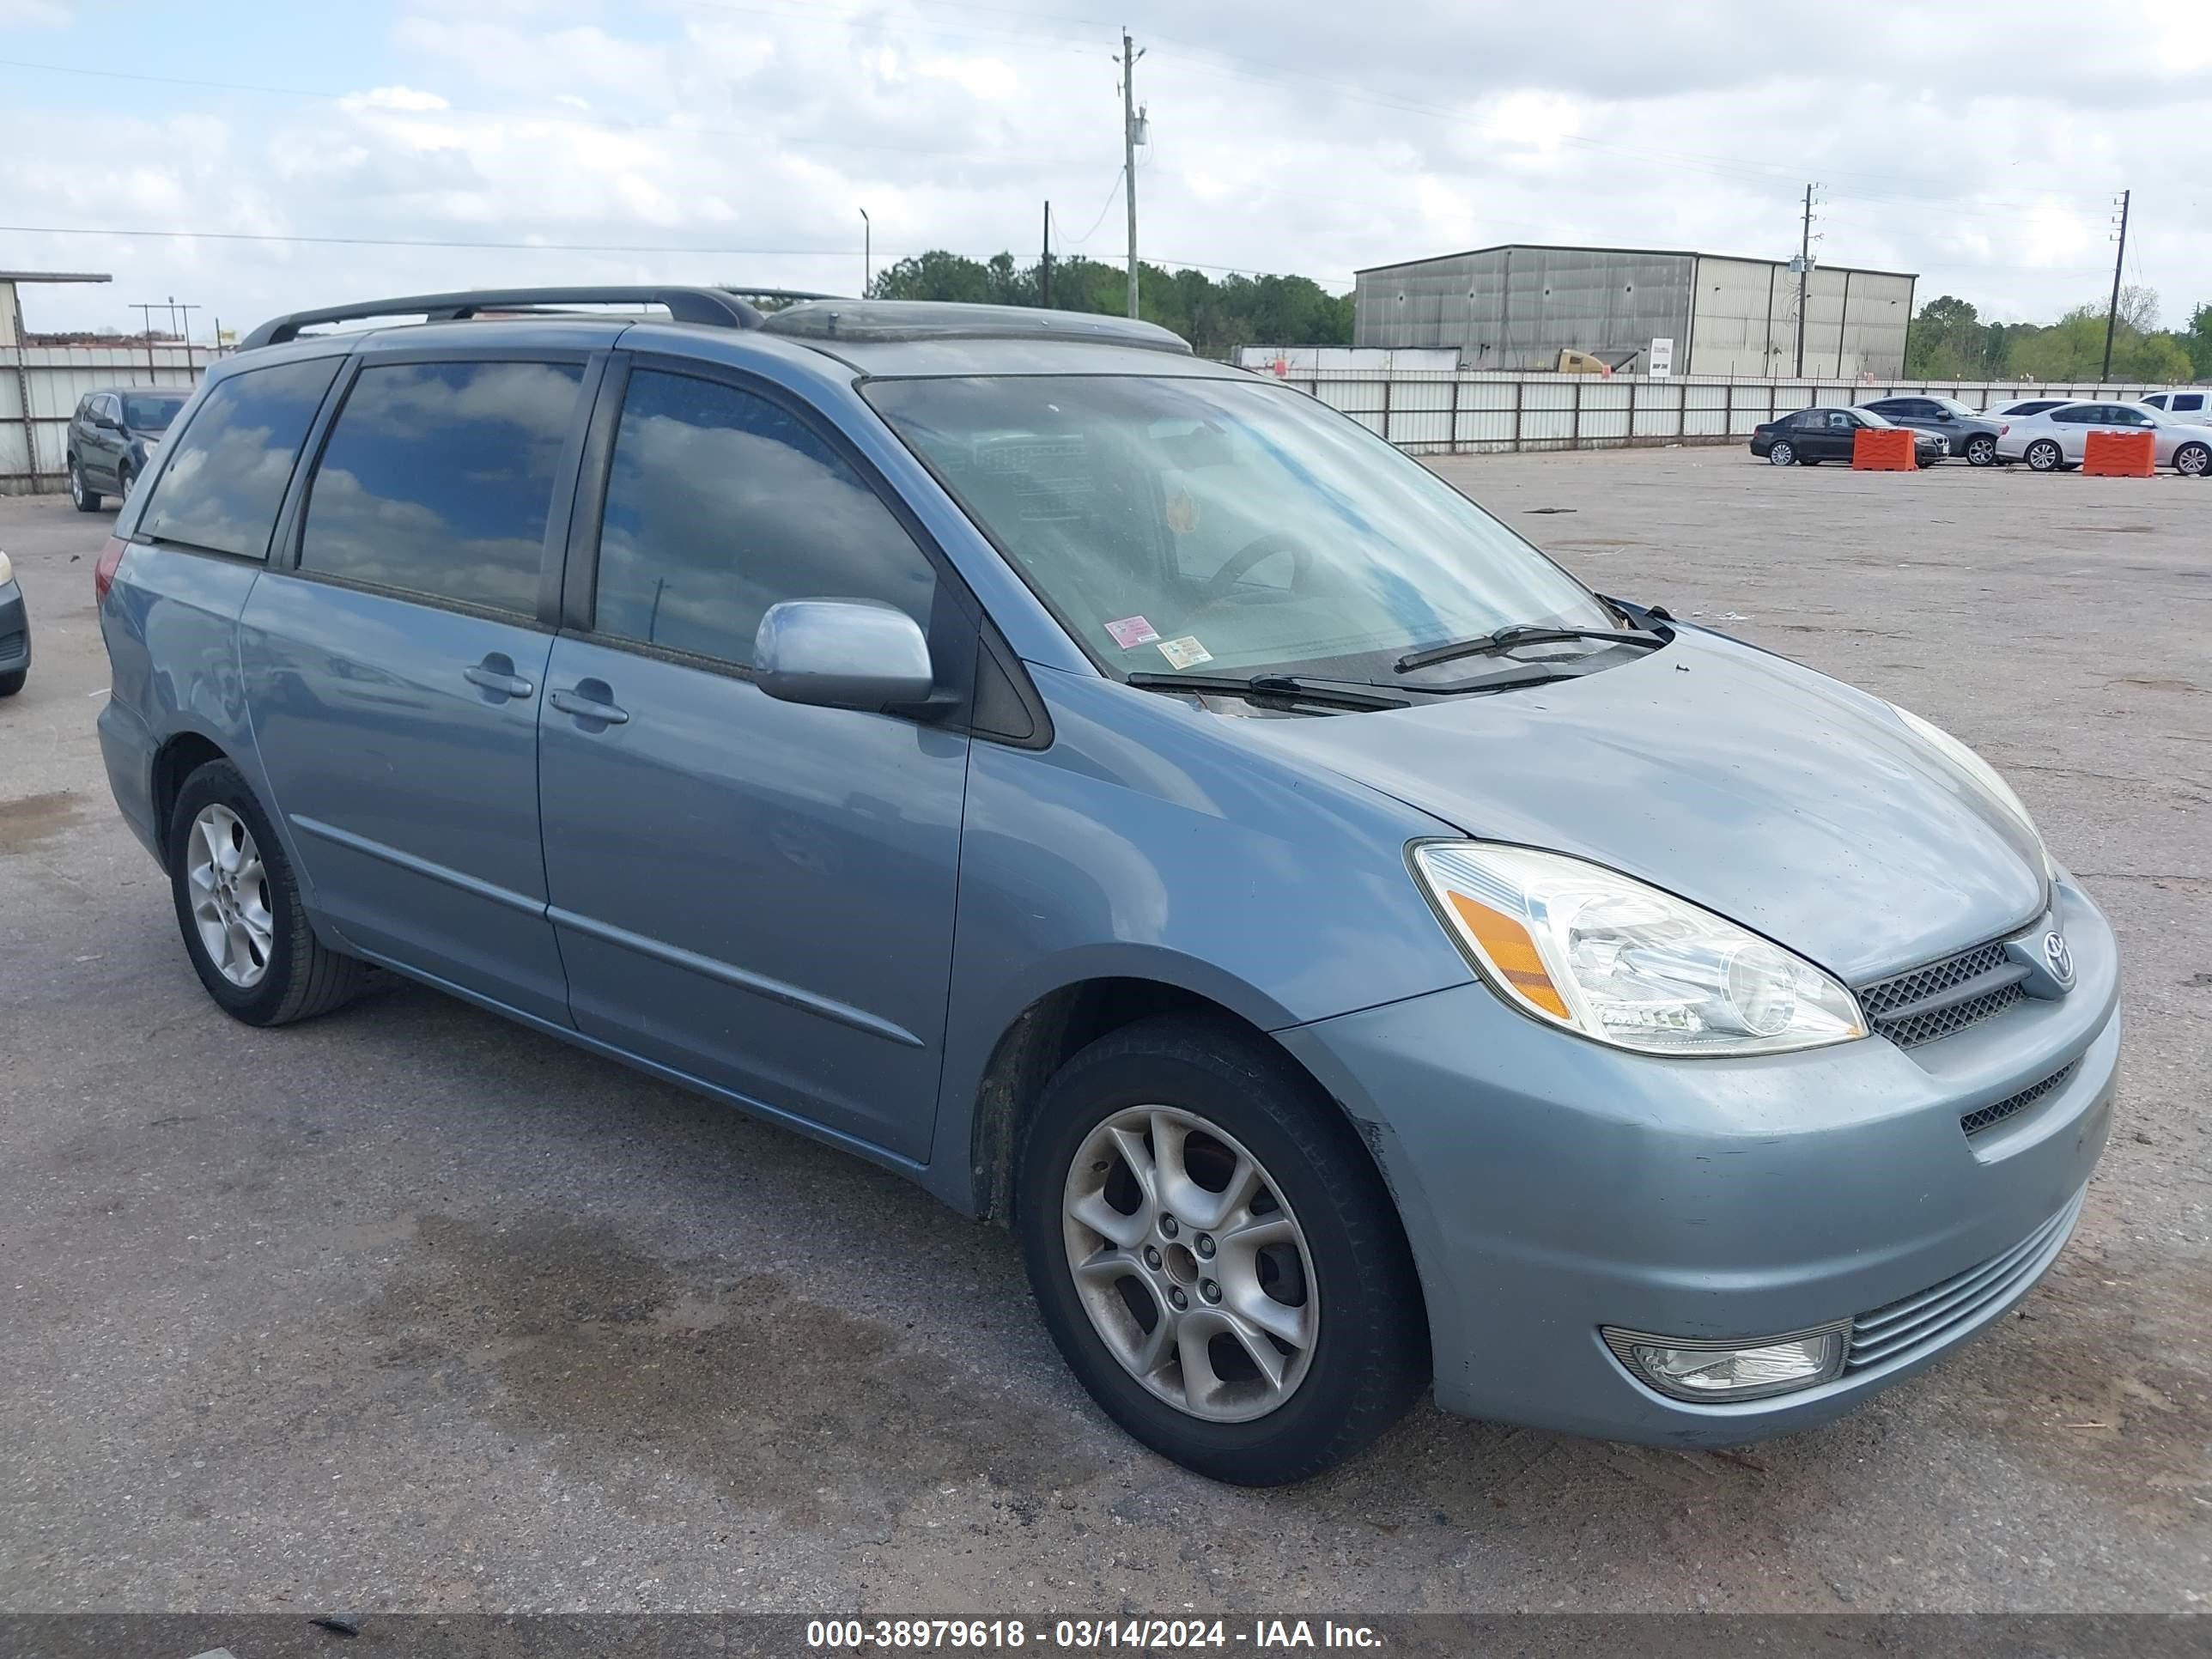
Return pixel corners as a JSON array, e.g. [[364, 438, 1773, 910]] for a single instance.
[[1602, 1322, 1848, 1402]]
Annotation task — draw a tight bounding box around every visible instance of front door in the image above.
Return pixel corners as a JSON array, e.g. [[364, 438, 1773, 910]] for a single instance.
[[538, 362, 971, 1159], [239, 354, 596, 1024]]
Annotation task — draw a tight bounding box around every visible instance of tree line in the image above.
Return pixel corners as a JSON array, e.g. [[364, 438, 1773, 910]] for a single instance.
[[864, 250, 1352, 356], [1905, 287, 2210, 384]]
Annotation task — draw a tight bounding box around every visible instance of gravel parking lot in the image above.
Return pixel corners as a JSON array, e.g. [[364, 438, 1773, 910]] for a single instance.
[[3, 447, 2207, 1616]]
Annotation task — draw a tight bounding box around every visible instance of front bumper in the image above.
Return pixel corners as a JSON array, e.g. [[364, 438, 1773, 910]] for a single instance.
[[1280, 873, 2118, 1447], [0, 580, 28, 677]]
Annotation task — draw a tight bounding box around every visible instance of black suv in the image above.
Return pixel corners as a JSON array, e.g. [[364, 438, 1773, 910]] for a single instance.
[[66, 386, 191, 511], [1856, 395, 2003, 466]]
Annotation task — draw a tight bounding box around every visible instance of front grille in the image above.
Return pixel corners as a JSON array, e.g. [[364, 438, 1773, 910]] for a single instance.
[[1960, 1061, 2077, 1136], [1856, 939, 2028, 1048], [1845, 1190, 2082, 1372]]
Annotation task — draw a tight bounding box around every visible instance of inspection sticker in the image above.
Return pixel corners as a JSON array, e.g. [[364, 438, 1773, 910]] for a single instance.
[[1156, 635, 1213, 670], [1105, 615, 1161, 649]]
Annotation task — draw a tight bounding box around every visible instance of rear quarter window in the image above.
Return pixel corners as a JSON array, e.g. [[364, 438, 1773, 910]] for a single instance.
[[137, 357, 344, 558]]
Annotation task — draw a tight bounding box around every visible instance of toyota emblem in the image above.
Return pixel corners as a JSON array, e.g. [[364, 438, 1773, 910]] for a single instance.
[[2042, 929, 2074, 985]]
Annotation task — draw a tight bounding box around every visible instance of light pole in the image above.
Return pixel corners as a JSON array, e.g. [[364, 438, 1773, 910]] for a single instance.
[[860, 207, 871, 297]]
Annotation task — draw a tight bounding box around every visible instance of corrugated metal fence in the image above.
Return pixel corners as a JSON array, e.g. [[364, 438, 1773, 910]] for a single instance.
[[1260, 369, 2171, 454], [1, 346, 2181, 489], [3, 345, 210, 493]]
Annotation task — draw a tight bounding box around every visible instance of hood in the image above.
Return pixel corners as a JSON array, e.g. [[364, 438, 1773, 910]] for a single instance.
[[1222, 630, 2045, 984]]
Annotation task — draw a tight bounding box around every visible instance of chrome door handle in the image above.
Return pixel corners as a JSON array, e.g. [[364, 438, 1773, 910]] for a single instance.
[[550, 686, 630, 726], [464, 659, 535, 699]]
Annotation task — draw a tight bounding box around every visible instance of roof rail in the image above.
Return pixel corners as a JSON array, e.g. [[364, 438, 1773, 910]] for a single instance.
[[239, 285, 840, 349]]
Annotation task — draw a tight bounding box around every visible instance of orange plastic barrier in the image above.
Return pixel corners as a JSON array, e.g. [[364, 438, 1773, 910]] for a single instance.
[[1851, 428, 1917, 471], [2082, 429, 2155, 477]]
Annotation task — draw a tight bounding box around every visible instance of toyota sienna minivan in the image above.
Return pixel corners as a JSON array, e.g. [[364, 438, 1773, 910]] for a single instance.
[[94, 287, 2118, 1486]]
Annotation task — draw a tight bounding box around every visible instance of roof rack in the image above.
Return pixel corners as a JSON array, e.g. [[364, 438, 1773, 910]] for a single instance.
[[238, 285, 842, 349], [758, 300, 1193, 356]]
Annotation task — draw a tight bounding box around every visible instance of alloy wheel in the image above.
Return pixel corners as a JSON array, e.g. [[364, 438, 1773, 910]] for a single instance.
[[1966, 436, 1996, 465], [2027, 441, 2061, 472], [2178, 445, 2209, 477], [69, 463, 83, 507], [186, 804, 274, 988], [1061, 1104, 1318, 1423], [1769, 441, 1795, 465]]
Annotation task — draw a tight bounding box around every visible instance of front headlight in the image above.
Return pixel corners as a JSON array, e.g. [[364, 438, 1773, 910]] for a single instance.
[[1885, 702, 2056, 884], [1411, 843, 1866, 1056], [0, 550, 13, 585]]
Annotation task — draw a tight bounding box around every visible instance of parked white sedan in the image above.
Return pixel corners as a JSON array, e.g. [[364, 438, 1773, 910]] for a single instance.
[[1996, 400, 2212, 475]]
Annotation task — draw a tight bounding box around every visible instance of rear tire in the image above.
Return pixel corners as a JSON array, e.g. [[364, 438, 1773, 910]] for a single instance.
[[69, 458, 103, 513], [167, 758, 368, 1026], [2026, 440, 2063, 472], [1965, 435, 1997, 466], [1768, 440, 1796, 466], [1016, 1014, 1428, 1486]]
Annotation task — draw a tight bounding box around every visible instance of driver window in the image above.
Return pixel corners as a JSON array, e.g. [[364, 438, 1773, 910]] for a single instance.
[[1827, 411, 1856, 429]]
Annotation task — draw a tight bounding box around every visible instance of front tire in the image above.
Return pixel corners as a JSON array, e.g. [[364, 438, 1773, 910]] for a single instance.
[[2026, 440, 2063, 472], [117, 462, 137, 502], [0, 668, 23, 698], [1965, 435, 1997, 466], [1016, 1015, 1427, 1486], [2176, 441, 2209, 477], [69, 459, 103, 513], [167, 758, 368, 1026], [1767, 440, 1796, 466]]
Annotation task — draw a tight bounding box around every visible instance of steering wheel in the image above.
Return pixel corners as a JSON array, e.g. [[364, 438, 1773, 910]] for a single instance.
[[1194, 531, 1314, 611]]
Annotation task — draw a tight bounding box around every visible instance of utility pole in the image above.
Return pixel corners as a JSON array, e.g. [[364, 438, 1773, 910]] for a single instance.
[[1119, 28, 1144, 319], [131, 302, 160, 380], [1041, 200, 1053, 308], [859, 206, 871, 297], [171, 300, 201, 369], [2102, 188, 2130, 381], [1794, 183, 1814, 377]]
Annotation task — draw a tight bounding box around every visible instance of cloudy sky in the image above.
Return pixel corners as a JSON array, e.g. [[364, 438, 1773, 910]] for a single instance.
[[3, 0, 2206, 343]]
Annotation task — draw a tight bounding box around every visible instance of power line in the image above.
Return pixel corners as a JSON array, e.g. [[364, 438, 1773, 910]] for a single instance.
[[1061, 167, 1125, 246], [0, 220, 1348, 284]]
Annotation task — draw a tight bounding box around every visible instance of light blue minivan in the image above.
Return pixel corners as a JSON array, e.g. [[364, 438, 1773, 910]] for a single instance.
[[95, 289, 2117, 1484]]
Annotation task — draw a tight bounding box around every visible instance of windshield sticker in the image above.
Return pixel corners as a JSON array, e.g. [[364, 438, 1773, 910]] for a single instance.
[[1156, 635, 1213, 671], [1164, 483, 1200, 535], [1106, 615, 1161, 649]]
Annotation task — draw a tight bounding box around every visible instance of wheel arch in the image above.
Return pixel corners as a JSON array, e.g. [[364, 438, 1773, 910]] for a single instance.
[[150, 729, 232, 860], [958, 972, 1404, 1242]]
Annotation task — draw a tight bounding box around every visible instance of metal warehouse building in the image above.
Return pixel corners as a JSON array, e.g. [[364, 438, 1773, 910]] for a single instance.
[[1354, 244, 1917, 379]]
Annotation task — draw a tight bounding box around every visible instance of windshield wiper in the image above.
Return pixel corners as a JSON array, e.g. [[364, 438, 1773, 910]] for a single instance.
[[1394, 623, 1665, 676], [1125, 672, 1410, 712]]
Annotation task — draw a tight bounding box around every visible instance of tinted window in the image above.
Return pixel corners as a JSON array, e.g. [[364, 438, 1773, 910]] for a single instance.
[[2175, 394, 2204, 413], [300, 360, 586, 615], [138, 356, 343, 558], [2106, 406, 2150, 425], [2050, 406, 2094, 423], [122, 392, 187, 432], [592, 368, 937, 665]]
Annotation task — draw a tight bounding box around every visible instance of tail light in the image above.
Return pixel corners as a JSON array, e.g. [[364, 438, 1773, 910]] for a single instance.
[[94, 536, 127, 604]]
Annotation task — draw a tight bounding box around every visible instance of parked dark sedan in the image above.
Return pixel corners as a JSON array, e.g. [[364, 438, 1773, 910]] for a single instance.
[[1749, 406, 1946, 467], [66, 386, 190, 512], [1858, 395, 2003, 466]]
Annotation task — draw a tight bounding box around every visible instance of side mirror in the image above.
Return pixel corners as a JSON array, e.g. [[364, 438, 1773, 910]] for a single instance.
[[754, 599, 934, 713]]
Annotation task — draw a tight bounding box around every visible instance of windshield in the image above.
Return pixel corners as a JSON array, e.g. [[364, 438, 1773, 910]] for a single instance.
[[1933, 397, 1976, 416], [123, 392, 187, 432], [866, 374, 1613, 681]]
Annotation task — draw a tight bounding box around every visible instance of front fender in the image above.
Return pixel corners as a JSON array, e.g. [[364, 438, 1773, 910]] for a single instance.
[[921, 666, 1475, 1212]]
